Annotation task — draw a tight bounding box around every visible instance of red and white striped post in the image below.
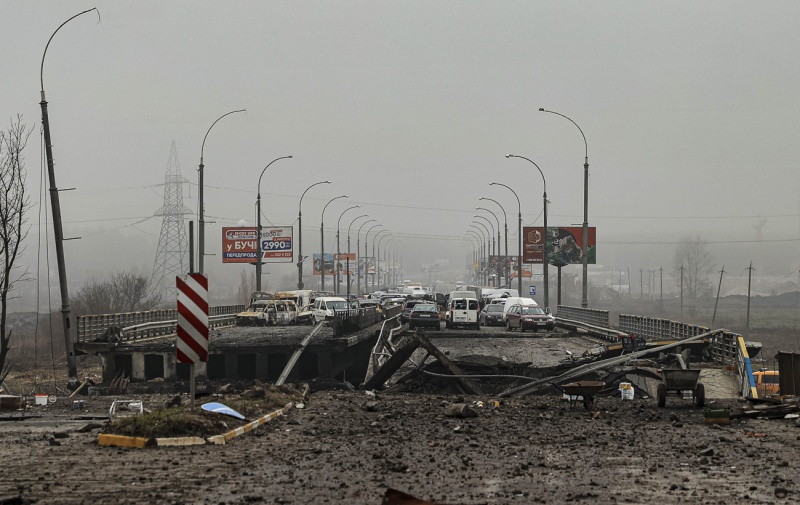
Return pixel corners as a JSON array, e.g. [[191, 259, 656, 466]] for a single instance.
[[177, 273, 209, 410]]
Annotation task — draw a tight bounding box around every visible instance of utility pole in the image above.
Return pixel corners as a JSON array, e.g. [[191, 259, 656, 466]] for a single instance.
[[39, 7, 99, 387], [680, 265, 684, 317], [746, 261, 754, 332], [712, 265, 725, 326], [659, 267, 663, 309], [640, 269, 643, 300]]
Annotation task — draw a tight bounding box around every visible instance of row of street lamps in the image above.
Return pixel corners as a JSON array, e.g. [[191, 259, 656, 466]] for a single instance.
[[194, 111, 585, 307], [464, 109, 590, 309]]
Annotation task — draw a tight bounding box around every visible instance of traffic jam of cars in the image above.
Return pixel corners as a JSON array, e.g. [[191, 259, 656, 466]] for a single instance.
[[235, 283, 557, 334]]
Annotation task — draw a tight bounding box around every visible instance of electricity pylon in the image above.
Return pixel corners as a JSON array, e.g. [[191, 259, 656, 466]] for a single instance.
[[151, 141, 192, 302]]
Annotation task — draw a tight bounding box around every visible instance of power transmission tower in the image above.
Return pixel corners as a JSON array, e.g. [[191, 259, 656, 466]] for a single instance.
[[151, 142, 192, 302]]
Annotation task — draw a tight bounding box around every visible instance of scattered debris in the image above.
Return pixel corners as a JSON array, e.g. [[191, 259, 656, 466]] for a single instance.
[[201, 402, 246, 420]]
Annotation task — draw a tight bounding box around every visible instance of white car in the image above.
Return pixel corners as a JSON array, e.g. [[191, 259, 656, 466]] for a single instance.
[[312, 296, 349, 324]]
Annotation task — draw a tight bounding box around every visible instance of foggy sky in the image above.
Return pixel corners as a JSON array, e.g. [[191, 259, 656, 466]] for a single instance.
[[4, 1, 800, 307]]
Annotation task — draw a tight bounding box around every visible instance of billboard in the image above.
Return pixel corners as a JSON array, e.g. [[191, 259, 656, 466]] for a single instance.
[[335, 253, 357, 276], [312, 253, 335, 275], [523, 226, 596, 265], [222, 226, 294, 264]]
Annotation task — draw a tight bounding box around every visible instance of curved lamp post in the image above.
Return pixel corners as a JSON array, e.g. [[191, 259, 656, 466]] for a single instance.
[[477, 207, 501, 286], [375, 230, 391, 290], [335, 205, 361, 295], [364, 224, 384, 293], [256, 155, 292, 291], [506, 154, 549, 309], [480, 197, 508, 288], [297, 180, 331, 289], [356, 219, 376, 295], [39, 7, 99, 384], [474, 215, 496, 286], [346, 214, 369, 297], [199, 109, 246, 274], [463, 234, 480, 282], [469, 223, 488, 284], [540, 108, 589, 308], [320, 195, 348, 291], [490, 182, 522, 296]]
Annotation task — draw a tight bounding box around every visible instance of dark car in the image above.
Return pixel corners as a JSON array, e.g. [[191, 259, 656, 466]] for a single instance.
[[401, 298, 434, 323], [480, 304, 505, 326], [408, 303, 441, 330], [505, 304, 555, 332]]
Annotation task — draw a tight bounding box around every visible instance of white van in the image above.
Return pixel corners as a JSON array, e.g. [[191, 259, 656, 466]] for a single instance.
[[312, 296, 349, 324], [501, 297, 538, 321], [446, 294, 480, 330]]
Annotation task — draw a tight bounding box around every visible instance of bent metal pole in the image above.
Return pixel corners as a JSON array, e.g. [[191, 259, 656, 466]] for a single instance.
[[39, 7, 99, 384]]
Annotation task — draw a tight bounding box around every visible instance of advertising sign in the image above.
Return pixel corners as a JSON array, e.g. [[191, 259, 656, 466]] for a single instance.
[[336, 253, 357, 276], [508, 263, 533, 279], [259, 226, 293, 263], [222, 226, 294, 264], [523, 226, 596, 265], [312, 253, 335, 275], [222, 227, 259, 263], [489, 256, 514, 272]]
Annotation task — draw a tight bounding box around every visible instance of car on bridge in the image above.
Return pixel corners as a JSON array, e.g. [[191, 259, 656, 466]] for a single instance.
[[408, 303, 441, 331], [480, 304, 505, 326], [505, 304, 555, 332]]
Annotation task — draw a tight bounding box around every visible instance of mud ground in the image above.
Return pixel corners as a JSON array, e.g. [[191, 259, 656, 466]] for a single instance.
[[0, 387, 797, 504], [1, 328, 798, 504]]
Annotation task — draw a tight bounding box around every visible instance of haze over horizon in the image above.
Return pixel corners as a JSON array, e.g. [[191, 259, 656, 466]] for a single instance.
[[4, 2, 800, 310]]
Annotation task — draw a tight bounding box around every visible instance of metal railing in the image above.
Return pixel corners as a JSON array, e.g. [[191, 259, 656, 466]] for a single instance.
[[330, 307, 382, 337], [76, 305, 244, 343], [556, 305, 609, 327]]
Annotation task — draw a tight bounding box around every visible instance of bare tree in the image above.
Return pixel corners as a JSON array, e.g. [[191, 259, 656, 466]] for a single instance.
[[673, 235, 714, 300], [0, 115, 33, 383], [237, 269, 257, 306], [71, 271, 161, 316]]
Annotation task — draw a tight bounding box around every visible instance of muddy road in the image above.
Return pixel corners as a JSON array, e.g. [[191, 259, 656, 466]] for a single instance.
[[1, 328, 798, 504]]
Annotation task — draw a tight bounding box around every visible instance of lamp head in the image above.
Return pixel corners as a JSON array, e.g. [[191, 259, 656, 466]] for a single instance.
[[324, 180, 331, 184], [538, 108, 545, 111], [505, 154, 513, 158], [287, 155, 293, 159]]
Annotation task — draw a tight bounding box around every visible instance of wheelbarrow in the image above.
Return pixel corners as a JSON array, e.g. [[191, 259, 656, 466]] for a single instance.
[[558, 380, 606, 410], [656, 368, 705, 408]]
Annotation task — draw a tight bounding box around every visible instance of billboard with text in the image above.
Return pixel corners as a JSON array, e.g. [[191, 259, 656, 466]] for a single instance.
[[523, 226, 596, 265], [222, 226, 293, 264]]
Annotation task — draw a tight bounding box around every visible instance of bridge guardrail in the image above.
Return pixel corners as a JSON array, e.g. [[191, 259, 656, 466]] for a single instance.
[[556, 305, 609, 328], [77, 305, 244, 343]]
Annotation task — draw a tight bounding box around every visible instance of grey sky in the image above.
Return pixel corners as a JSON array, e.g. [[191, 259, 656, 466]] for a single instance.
[[4, 2, 800, 301]]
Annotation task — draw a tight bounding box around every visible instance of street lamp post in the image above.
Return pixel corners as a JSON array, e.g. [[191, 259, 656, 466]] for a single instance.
[[480, 197, 508, 288], [336, 205, 361, 295], [346, 214, 369, 297], [477, 207, 501, 287], [256, 156, 292, 291], [297, 181, 331, 289], [320, 195, 348, 291], [469, 224, 488, 285], [540, 108, 590, 308], [472, 219, 491, 284], [375, 230, 391, 290], [464, 233, 481, 282], [39, 7, 99, 385], [506, 154, 549, 309], [199, 109, 246, 274], [490, 182, 522, 296], [356, 219, 376, 295], [364, 224, 383, 293]]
